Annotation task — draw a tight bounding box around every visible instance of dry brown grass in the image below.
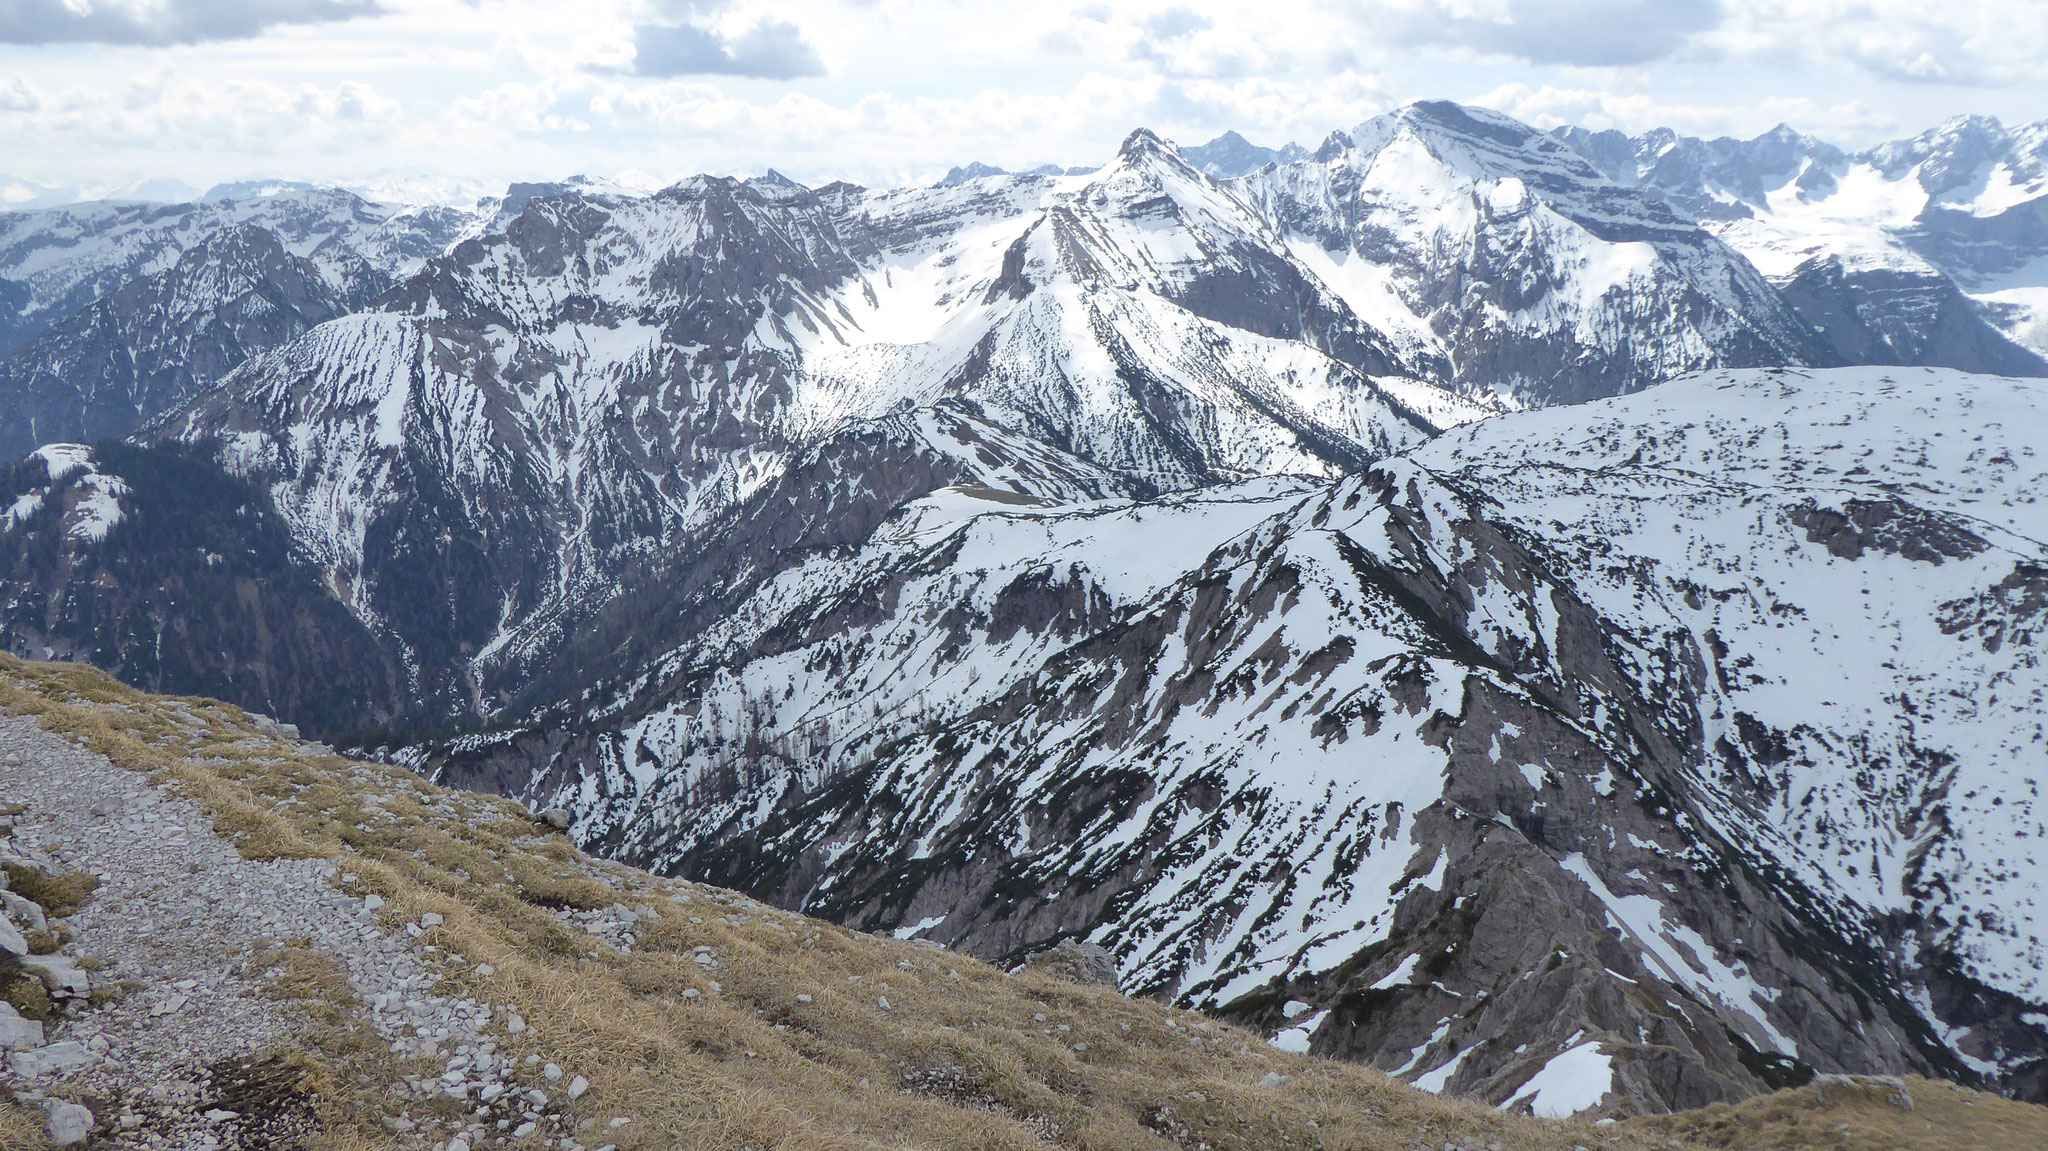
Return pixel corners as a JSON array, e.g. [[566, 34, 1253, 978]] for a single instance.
[[3, 652, 2044, 1151], [1, 956, 53, 1021], [1629, 1075, 2048, 1150], [0, 1097, 50, 1151], [2, 862, 100, 918]]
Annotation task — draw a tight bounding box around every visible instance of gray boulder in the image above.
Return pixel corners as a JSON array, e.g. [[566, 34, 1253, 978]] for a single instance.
[[10, 1040, 97, 1078], [44, 1099, 93, 1146], [1812, 1073, 1914, 1112], [22, 954, 89, 998], [1021, 940, 1120, 990], [0, 1001, 43, 1049], [1, 891, 49, 933]]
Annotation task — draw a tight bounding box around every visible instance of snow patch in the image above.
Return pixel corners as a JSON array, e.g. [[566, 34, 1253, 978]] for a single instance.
[[1510, 1040, 1613, 1117]]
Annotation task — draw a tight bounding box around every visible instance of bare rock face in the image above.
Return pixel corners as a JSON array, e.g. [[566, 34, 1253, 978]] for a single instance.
[[1022, 941, 1120, 990]]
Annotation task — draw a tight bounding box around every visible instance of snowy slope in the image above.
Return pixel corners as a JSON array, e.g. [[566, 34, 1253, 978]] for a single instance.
[[1554, 116, 2048, 369], [0, 223, 352, 458], [0, 187, 475, 355], [148, 141, 1490, 715], [1246, 102, 1829, 407], [436, 366, 2048, 1115], [150, 112, 1889, 722]]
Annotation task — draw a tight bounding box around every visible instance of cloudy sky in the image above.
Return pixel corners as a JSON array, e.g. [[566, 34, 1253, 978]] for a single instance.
[[3, 0, 2045, 199]]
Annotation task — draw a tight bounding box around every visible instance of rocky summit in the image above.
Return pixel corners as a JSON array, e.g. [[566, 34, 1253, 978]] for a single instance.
[[1, 100, 2047, 1142]]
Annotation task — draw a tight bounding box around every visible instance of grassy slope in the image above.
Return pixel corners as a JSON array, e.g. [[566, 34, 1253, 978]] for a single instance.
[[2, 654, 2043, 1151]]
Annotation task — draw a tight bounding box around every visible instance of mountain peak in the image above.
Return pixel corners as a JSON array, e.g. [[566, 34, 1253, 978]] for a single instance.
[[1118, 126, 1173, 159], [938, 161, 1008, 186], [1396, 99, 1536, 147], [1181, 130, 1308, 178]]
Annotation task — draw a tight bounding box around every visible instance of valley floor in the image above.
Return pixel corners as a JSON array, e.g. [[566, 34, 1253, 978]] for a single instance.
[[0, 655, 2041, 1151]]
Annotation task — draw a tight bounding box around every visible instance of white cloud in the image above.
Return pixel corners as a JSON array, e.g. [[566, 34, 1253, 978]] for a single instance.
[[624, 0, 825, 79], [0, 75, 41, 111], [1351, 0, 1724, 68], [1707, 1, 2048, 85], [0, 0, 2041, 193], [0, 0, 383, 46]]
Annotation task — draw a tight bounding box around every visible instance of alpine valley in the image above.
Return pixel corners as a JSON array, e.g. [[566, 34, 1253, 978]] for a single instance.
[[3, 100, 2045, 1120]]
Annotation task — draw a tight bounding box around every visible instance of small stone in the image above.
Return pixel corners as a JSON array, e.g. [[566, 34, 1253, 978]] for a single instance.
[[543, 1063, 563, 1082], [680, 988, 699, 1000], [608, 1117, 630, 1128], [566, 1076, 589, 1100], [0, 1002, 44, 1050], [420, 912, 444, 928], [364, 894, 386, 911], [203, 1109, 239, 1122], [45, 1100, 93, 1146], [794, 993, 812, 1005], [538, 808, 572, 831], [515, 1122, 537, 1137], [877, 997, 890, 1011], [447, 1139, 471, 1151], [1257, 1072, 1289, 1089], [0, 916, 26, 958]]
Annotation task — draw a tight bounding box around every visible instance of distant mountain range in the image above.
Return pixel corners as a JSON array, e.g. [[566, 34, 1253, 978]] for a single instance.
[[2, 101, 2045, 1117]]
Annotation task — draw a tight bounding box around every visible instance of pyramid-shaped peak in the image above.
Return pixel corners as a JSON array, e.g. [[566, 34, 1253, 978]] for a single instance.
[[1118, 127, 1174, 159], [1314, 130, 1355, 162], [750, 169, 810, 194]]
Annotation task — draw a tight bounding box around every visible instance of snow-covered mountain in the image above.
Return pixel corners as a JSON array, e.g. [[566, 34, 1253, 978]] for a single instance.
[[0, 224, 353, 459], [0, 186, 475, 356], [124, 106, 2020, 722], [138, 131, 1500, 716], [434, 365, 2048, 1115], [1181, 130, 1309, 178], [1554, 115, 2048, 369], [1250, 102, 1834, 407], [6, 104, 2048, 1118]]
